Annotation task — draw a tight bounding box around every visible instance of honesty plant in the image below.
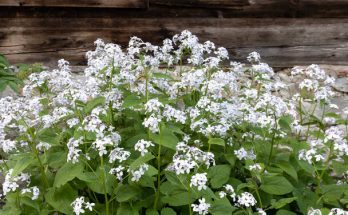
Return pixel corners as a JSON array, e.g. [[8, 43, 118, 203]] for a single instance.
[[0, 30, 347, 215]]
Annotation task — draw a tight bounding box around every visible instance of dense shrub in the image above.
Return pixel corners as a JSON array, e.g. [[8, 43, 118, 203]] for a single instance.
[[0, 31, 347, 215]]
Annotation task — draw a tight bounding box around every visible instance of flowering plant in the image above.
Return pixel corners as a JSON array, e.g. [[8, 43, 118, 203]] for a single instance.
[[0, 30, 347, 215]]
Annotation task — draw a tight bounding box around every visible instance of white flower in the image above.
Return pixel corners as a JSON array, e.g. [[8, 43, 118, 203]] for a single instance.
[[21, 186, 40, 200], [190, 173, 208, 191], [71, 196, 95, 215], [109, 147, 131, 163], [145, 98, 163, 113], [234, 147, 256, 160], [67, 137, 83, 163], [247, 52, 261, 63], [135, 139, 154, 156], [109, 166, 125, 181], [143, 114, 161, 133], [258, 208, 267, 215], [249, 163, 262, 172], [329, 208, 348, 215], [130, 164, 149, 182], [237, 192, 257, 207], [191, 198, 210, 215], [308, 208, 322, 215], [36, 142, 51, 151], [3, 169, 30, 196], [219, 191, 227, 198], [223, 184, 237, 201], [67, 118, 80, 128], [1, 139, 17, 153]]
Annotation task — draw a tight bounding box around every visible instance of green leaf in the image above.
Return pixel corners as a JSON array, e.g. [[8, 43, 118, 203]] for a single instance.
[[275, 162, 298, 181], [130, 153, 155, 170], [293, 188, 321, 213], [7, 81, 20, 93], [210, 198, 235, 215], [37, 128, 58, 145], [84, 167, 117, 195], [45, 184, 77, 214], [161, 208, 176, 215], [208, 165, 231, 188], [0, 54, 10, 67], [208, 138, 225, 147], [46, 151, 67, 168], [321, 184, 348, 206], [162, 191, 194, 206], [276, 210, 297, 215], [0, 80, 7, 92], [11, 153, 34, 176], [278, 115, 292, 132], [297, 159, 315, 174], [122, 94, 143, 108], [151, 127, 179, 150], [77, 172, 98, 183], [146, 209, 159, 215], [115, 184, 141, 202], [153, 72, 173, 80], [21, 197, 40, 213], [53, 162, 84, 187], [260, 176, 294, 195], [84, 96, 105, 114], [270, 197, 297, 209], [117, 204, 138, 215], [164, 171, 184, 187]]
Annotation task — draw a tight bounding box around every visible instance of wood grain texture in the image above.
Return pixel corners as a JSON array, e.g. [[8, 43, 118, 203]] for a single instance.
[[0, 0, 147, 8], [150, 0, 248, 8], [1, 18, 348, 67]]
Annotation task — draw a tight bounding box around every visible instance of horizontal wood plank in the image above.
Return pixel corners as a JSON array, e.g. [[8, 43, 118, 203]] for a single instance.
[[1, 18, 348, 67], [150, 0, 248, 8], [0, 0, 147, 8]]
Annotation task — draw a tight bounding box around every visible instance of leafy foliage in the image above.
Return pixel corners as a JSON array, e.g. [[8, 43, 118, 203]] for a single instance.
[[0, 31, 347, 215]]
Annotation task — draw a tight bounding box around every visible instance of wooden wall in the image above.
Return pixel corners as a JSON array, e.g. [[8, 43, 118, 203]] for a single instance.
[[0, 0, 348, 67]]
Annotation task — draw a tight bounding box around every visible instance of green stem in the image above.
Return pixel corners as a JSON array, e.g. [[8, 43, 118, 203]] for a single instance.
[[188, 180, 193, 215], [267, 129, 276, 165], [247, 207, 253, 215], [100, 156, 110, 215], [154, 130, 162, 210], [305, 102, 318, 140], [145, 67, 149, 103], [254, 185, 263, 208], [208, 134, 212, 152]]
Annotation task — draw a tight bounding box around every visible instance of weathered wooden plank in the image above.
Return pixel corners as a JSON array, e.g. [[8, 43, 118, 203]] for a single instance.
[[0, 0, 147, 8], [3, 44, 348, 68], [1, 18, 348, 67], [150, 0, 248, 8], [1, 2, 348, 18]]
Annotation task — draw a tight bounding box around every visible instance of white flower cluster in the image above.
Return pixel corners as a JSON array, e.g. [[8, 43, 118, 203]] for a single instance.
[[234, 147, 256, 160], [109, 165, 125, 181], [167, 142, 215, 175], [236, 192, 257, 207], [2, 169, 30, 196], [191, 198, 210, 215], [218, 184, 236, 201], [299, 126, 348, 164], [21, 186, 40, 200], [130, 163, 149, 182], [190, 173, 208, 191], [71, 196, 95, 215], [134, 139, 154, 156], [218, 184, 257, 208], [308, 208, 348, 215]]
